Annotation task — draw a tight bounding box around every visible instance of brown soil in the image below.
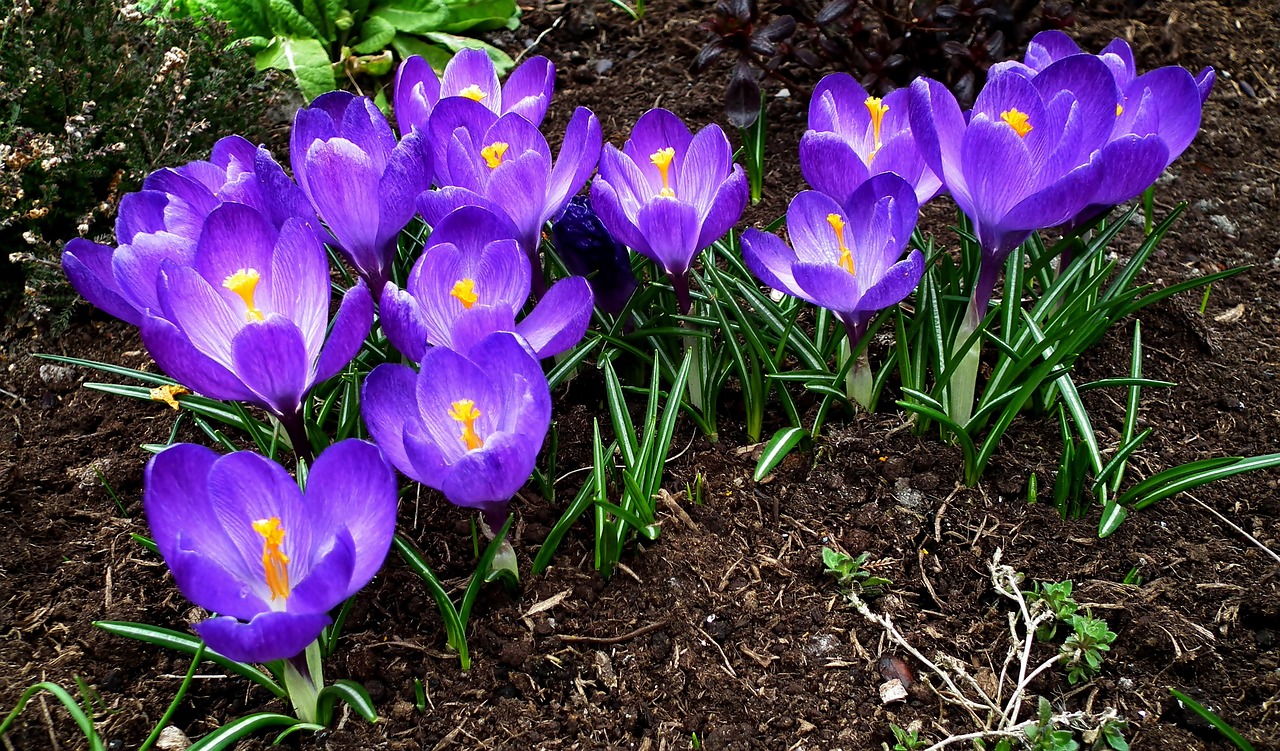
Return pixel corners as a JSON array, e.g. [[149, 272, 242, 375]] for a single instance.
[[3, 1, 1279, 749]]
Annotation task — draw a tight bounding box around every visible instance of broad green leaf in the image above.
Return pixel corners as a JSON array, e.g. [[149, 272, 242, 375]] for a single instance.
[[353, 14, 397, 53], [390, 33, 452, 70], [255, 36, 337, 102], [198, 0, 271, 36], [267, 0, 322, 37], [316, 680, 377, 724], [368, 0, 448, 35], [438, 0, 518, 33]]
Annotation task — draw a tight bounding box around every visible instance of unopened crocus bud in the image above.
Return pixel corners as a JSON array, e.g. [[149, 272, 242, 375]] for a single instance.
[[551, 196, 638, 315]]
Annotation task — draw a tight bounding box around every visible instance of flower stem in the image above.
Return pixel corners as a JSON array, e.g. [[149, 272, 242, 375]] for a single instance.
[[947, 295, 984, 428], [838, 336, 873, 410], [282, 641, 324, 724], [278, 408, 315, 465]]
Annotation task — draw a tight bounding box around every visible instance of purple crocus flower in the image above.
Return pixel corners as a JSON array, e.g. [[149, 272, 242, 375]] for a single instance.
[[908, 55, 1120, 318], [742, 175, 923, 407], [143, 439, 397, 666], [590, 108, 748, 313], [63, 135, 314, 326], [551, 195, 639, 316], [140, 203, 373, 454], [291, 91, 432, 293], [394, 49, 556, 136], [362, 332, 551, 528], [418, 99, 601, 281], [380, 205, 593, 362], [801, 74, 943, 207], [1018, 31, 1215, 230]]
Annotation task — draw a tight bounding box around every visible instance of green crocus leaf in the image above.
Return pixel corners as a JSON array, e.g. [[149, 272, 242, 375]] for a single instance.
[[438, 0, 519, 33], [255, 36, 337, 102], [353, 15, 397, 53]]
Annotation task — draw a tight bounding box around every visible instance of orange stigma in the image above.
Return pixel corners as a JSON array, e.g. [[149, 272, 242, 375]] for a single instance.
[[252, 517, 290, 601], [223, 269, 265, 322], [1115, 102, 1124, 116], [649, 147, 676, 198], [827, 213, 855, 276], [450, 278, 478, 308], [999, 108, 1033, 138], [448, 399, 484, 451], [459, 84, 487, 102], [481, 141, 509, 169], [865, 96, 889, 163]]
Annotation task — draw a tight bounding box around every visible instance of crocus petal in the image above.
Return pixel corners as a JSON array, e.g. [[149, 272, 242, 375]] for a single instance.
[[1090, 135, 1170, 207], [677, 123, 732, 211], [694, 165, 748, 251], [394, 55, 440, 135], [1030, 55, 1119, 155], [169, 549, 270, 622], [379, 283, 431, 363], [908, 77, 969, 206], [144, 444, 244, 582], [413, 346, 502, 459], [441, 48, 501, 110], [502, 56, 555, 126], [1195, 67, 1216, 104], [485, 150, 551, 250], [339, 96, 397, 174], [230, 317, 309, 416], [961, 115, 1035, 228], [362, 363, 421, 473], [447, 305, 518, 356], [1003, 155, 1102, 232], [417, 187, 515, 233], [545, 107, 603, 219], [304, 439, 398, 592], [1024, 30, 1082, 71], [195, 203, 278, 311], [636, 199, 701, 278], [116, 191, 177, 243], [856, 249, 925, 312], [158, 265, 240, 365], [440, 431, 536, 508], [1131, 66, 1202, 165], [286, 528, 357, 614], [112, 232, 195, 314], [266, 219, 329, 355], [290, 105, 341, 204], [792, 262, 861, 313], [195, 611, 331, 664], [799, 131, 871, 206], [516, 276, 593, 358], [140, 316, 256, 402], [401, 421, 451, 488], [741, 229, 807, 303], [312, 281, 373, 385], [623, 109, 694, 195], [62, 240, 142, 325], [785, 190, 847, 265], [375, 130, 433, 255], [304, 138, 383, 277], [589, 178, 649, 254]]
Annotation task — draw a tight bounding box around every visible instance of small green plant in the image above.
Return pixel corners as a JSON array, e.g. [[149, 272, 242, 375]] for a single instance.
[[886, 722, 925, 751], [1061, 615, 1116, 686], [822, 547, 891, 596], [142, 0, 521, 100], [1027, 580, 1078, 640], [0, 679, 105, 751], [1024, 698, 1081, 751], [1169, 688, 1254, 751]]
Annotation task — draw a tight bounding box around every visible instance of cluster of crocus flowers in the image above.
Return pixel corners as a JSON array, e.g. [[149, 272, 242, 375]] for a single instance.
[[591, 108, 749, 313], [419, 99, 602, 284], [144, 440, 397, 720], [742, 174, 924, 407]]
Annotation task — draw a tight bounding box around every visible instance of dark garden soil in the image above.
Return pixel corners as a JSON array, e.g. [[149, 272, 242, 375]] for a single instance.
[[3, 0, 1280, 749]]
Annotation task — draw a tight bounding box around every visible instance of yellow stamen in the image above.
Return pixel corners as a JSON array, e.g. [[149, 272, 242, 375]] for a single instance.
[[222, 268, 265, 322], [450, 278, 478, 309], [149, 384, 190, 410], [649, 147, 676, 198], [1115, 102, 1124, 117], [1000, 108, 1033, 138], [865, 96, 890, 163], [828, 213, 855, 276], [252, 517, 291, 601], [460, 84, 487, 102], [448, 399, 484, 451], [481, 141, 509, 169]]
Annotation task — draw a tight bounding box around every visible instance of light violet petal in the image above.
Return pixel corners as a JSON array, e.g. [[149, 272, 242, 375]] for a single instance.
[[361, 364, 421, 475], [230, 317, 309, 416], [516, 276, 593, 358], [195, 611, 330, 664], [313, 282, 373, 385]]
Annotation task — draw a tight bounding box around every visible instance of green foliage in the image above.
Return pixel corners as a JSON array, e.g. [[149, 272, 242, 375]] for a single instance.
[[1061, 614, 1116, 685], [887, 723, 925, 751], [1025, 698, 1080, 751], [153, 0, 522, 100], [1027, 580, 1078, 640], [0, 679, 105, 751], [1, 0, 288, 321], [1169, 688, 1255, 751], [822, 547, 891, 597]]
